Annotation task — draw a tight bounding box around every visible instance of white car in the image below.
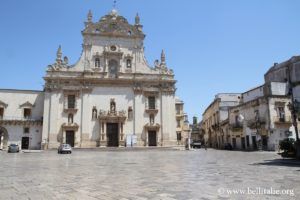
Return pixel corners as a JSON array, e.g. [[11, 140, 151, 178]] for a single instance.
[[57, 144, 72, 154]]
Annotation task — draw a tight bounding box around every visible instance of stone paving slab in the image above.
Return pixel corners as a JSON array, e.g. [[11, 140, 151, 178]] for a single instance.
[[0, 149, 299, 199]]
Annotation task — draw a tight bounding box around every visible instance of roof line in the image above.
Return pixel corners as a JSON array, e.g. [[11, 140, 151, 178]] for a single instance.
[[0, 88, 43, 93]]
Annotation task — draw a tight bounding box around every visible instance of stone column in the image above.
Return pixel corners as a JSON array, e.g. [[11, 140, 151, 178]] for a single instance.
[[100, 121, 107, 147], [63, 131, 66, 143], [0, 135, 3, 149], [146, 130, 148, 147]]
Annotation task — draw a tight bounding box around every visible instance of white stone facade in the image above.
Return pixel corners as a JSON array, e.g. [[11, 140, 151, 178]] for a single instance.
[[0, 90, 44, 150], [0, 10, 178, 149], [42, 10, 177, 148]]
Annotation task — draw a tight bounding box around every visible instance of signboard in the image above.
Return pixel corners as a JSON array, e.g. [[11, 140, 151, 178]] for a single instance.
[[126, 135, 132, 147], [132, 135, 137, 145], [126, 135, 137, 147]]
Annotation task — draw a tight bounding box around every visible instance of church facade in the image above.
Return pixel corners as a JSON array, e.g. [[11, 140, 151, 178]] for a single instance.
[[0, 9, 178, 149]]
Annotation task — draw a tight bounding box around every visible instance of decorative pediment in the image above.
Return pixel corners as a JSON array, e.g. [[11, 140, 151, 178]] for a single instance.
[[0, 100, 8, 108], [19, 101, 34, 108], [61, 123, 79, 131], [144, 123, 160, 131], [98, 109, 126, 122], [63, 89, 80, 97]]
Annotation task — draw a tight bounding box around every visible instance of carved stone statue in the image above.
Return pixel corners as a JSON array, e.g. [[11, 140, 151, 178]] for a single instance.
[[92, 107, 97, 119]]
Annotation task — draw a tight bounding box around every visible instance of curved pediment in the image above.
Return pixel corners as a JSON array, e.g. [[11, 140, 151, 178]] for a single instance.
[[82, 11, 145, 39]]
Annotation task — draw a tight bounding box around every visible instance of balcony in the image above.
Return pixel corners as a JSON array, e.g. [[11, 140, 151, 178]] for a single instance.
[[247, 118, 266, 129], [273, 116, 292, 127], [63, 108, 78, 113], [230, 123, 243, 132], [145, 107, 158, 114], [0, 116, 43, 126]]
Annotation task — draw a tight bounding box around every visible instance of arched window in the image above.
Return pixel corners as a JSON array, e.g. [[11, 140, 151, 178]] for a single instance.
[[126, 59, 132, 68], [95, 58, 100, 68]]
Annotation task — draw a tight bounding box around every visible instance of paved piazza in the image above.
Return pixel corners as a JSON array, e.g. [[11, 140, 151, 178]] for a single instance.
[[0, 148, 300, 200]]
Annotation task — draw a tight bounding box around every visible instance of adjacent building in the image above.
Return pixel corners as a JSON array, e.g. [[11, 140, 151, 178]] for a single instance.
[[175, 97, 189, 145], [0, 89, 44, 150], [202, 94, 241, 148], [202, 55, 300, 151], [228, 83, 293, 151]]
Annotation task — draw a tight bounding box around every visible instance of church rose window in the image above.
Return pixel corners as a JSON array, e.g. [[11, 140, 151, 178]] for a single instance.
[[110, 45, 116, 51]]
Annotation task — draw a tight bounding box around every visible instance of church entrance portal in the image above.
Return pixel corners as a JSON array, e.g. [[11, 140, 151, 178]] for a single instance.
[[148, 131, 157, 146], [0, 127, 8, 150], [66, 131, 75, 147], [107, 123, 119, 147]]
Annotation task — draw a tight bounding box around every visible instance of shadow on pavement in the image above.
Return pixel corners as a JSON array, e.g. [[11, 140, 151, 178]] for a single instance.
[[250, 159, 300, 168]]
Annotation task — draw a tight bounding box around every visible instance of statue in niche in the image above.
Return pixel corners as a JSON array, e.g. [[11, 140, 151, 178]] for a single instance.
[[68, 114, 73, 124], [110, 99, 116, 113], [92, 107, 97, 119]]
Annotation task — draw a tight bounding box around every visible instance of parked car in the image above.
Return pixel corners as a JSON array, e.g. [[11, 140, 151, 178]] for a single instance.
[[8, 144, 20, 153], [223, 143, 233, 150], [58, 144, 72, 154], [191, 140, 202, 149]]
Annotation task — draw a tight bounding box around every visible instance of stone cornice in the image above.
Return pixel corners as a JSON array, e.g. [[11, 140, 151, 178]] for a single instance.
[[61, 123, 79, 131], [144, 123, 160, 131], [0, 119, 43, 126]]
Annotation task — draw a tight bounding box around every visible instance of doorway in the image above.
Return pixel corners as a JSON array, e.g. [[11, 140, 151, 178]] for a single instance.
[[148, 131, 157, 146], [241, 137, 246, 150], [246, 135, 250, 148], [21, 137, 29, 149], [66, 131, 75, 147], [232, 138, 236, 149], [262, 136, 268, 150], [107, 123, 119, 147], [252, 136, 257, 150]]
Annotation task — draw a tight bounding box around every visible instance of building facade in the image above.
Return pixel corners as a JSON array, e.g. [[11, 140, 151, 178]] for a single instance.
[[0, 9, 179, 150], [228, 83, 294, 151], [0, 89, 44, 150], [202, 93, 241, 148], [175, 97, 189, 145]]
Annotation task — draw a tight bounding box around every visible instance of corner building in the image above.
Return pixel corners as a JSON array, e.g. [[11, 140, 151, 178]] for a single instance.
[[42, 9, 177, 148]]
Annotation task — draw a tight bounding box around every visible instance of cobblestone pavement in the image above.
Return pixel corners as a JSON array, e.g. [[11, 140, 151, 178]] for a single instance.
[[0, 148, 300, 200]]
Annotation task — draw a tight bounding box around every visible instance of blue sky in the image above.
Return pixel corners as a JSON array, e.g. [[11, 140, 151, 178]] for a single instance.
[[1, 0, 300, 122]]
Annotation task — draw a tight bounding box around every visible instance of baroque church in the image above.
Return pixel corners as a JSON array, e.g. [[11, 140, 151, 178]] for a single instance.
[[0, 9, 178, 149]]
